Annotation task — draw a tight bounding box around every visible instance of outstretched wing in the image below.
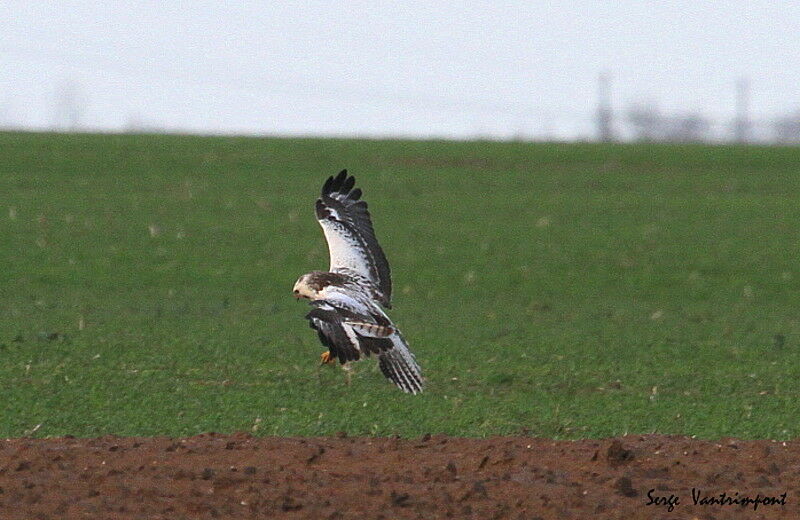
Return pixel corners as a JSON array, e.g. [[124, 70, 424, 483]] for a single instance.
[[315, 170, 392, 307]]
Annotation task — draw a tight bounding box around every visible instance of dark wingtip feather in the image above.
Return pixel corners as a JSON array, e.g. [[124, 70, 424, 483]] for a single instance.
[[314, 199, 329, 219], [331, 170, 348, 192], [321, 175, 335, 197], [322, 169, 357, 198], [342, 175, 356, 193], [348, 187, 362, 201]]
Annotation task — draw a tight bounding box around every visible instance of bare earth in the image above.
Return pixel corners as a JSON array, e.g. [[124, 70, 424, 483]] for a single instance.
[[1, 433, 797, 519]]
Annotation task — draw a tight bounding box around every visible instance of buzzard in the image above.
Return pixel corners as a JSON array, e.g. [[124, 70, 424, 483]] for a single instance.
[[293, 170, 423, 394]]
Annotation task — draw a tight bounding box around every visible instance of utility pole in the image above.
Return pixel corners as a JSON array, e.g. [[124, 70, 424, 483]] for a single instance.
[[733, 77, 751, 143], [596, 72, 614, 142]]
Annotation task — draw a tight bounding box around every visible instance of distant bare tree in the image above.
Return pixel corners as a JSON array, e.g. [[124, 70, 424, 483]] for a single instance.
[[773, 112, 800, 144], [663, 112, 710, 142], [626, 103, 663, 141], [125, 113, 155, 133]]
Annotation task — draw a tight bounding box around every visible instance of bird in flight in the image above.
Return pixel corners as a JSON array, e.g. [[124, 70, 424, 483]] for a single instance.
[[293, 170, 423, 394]]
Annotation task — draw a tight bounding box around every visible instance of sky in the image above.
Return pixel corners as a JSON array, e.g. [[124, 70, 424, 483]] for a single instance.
[[1, 1, 799, 139]]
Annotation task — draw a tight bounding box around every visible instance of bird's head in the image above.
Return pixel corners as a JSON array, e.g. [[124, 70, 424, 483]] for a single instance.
[[292, 273, 318, 300], [293, 271, 348, 300]]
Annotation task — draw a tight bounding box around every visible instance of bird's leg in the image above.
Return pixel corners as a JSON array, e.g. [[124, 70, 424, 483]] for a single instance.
[[320, 351, 336, 365], [342, 363, 353, 385]]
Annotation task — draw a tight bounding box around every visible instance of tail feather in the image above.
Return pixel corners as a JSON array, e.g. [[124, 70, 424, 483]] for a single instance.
[[378, 335, 423, 394]]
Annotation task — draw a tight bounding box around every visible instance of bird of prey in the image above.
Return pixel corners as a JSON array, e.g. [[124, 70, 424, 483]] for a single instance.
[[293, 170, 423, 394]]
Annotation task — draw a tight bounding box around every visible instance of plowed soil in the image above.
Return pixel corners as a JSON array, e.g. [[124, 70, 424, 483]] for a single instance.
[[1, 433, 797, 519]]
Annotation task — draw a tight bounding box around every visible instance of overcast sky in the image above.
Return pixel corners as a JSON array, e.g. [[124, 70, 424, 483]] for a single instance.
[[1, 1, 799, 139]]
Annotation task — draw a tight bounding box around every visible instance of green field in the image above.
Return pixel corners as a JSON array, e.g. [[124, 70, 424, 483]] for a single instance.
[[1, 131, 799, 439]]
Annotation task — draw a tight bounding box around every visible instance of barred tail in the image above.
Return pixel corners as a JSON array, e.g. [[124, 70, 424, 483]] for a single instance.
[[378, 335, 423, 394]]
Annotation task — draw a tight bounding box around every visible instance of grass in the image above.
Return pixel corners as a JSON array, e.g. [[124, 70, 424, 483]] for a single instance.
[[1, 131, 799, 439]]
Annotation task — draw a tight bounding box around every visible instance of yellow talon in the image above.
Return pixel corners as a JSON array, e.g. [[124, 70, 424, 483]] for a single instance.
[[320, 351, 336, 365]]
